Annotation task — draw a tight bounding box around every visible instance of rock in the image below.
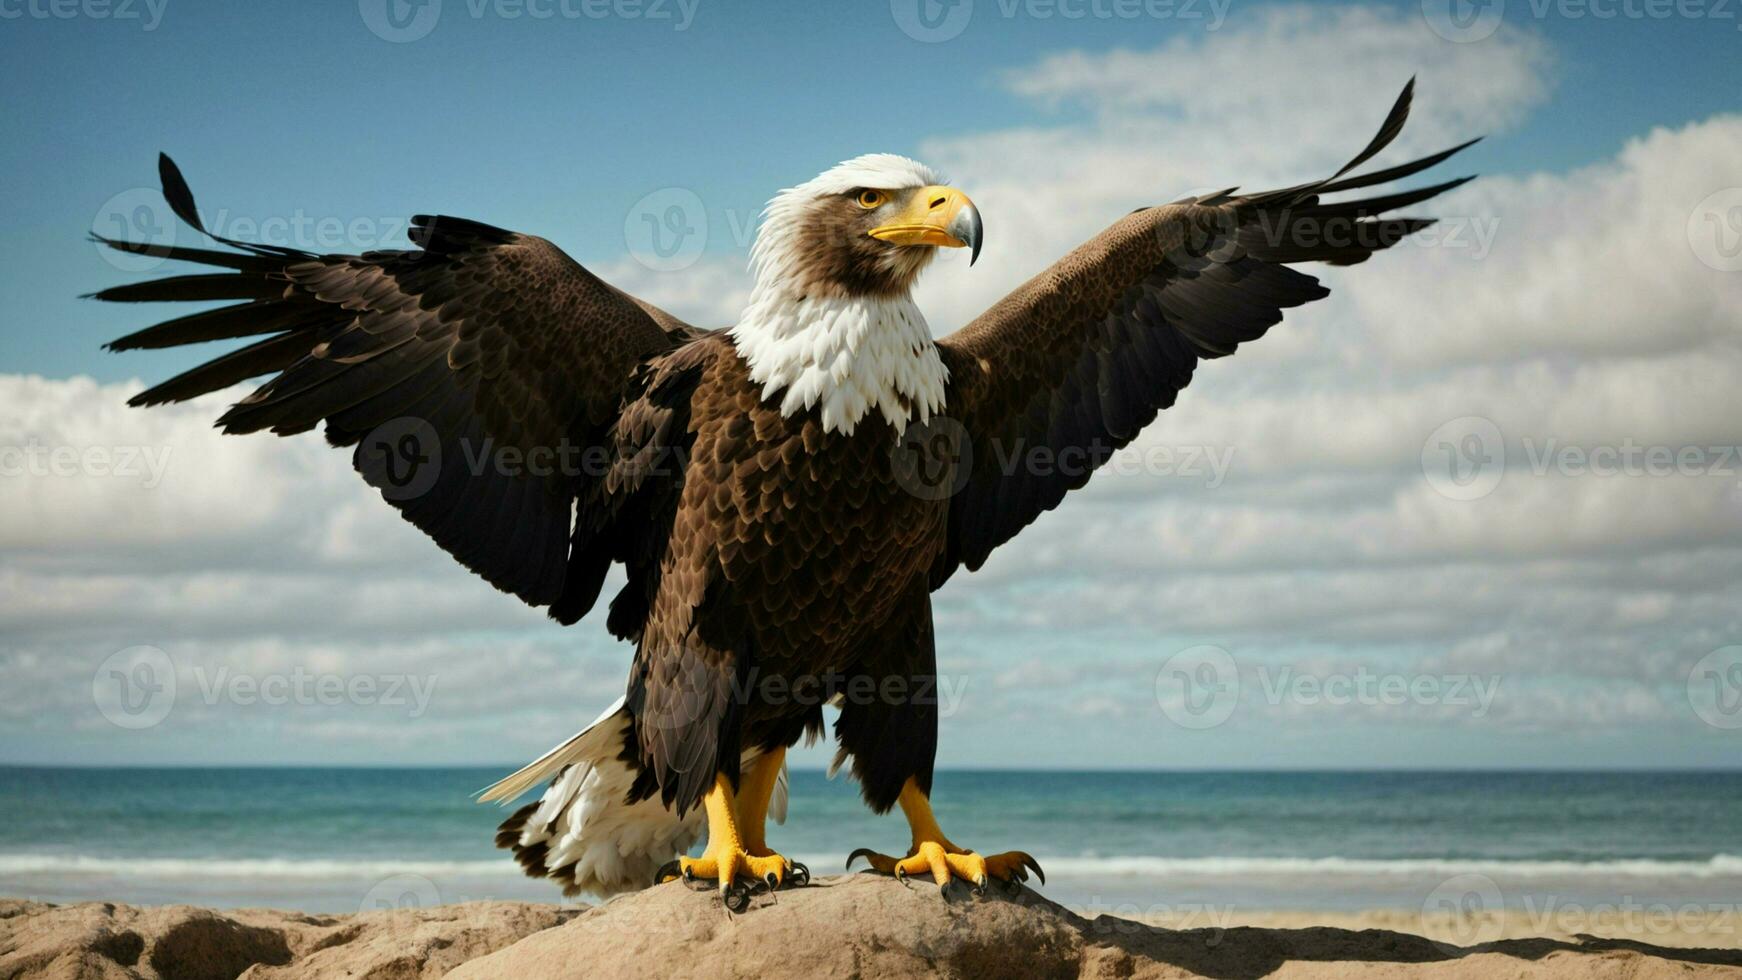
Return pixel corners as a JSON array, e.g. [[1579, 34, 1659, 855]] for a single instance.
[[446, 874, 1742, 980], [0, 899, 573, 980], [6, 878, 1741, 979], [447, 874, 1089, 980], [236, 902, 578, 980]]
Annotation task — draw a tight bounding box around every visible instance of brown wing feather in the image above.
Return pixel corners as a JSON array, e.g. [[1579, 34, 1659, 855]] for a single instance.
[[97, 156, 693, 613], [933, 80, 1475, 583]]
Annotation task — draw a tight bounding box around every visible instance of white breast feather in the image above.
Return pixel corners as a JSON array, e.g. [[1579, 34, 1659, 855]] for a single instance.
[[731, 291, 947, 437], [727, 153, 953, 437]]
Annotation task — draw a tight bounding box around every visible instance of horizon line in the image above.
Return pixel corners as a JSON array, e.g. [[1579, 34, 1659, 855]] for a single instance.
[[5, 763, 1740, 774]]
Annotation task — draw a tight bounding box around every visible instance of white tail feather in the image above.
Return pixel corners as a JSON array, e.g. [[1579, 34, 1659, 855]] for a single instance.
[[770, 763, 789, 824], [476, 695, 628, 805], [483, 698, 789, 897]]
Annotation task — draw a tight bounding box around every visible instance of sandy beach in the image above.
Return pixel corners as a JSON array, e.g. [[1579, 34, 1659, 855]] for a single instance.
[[5, 875, 1739, 979], [1139, 906, 1742, 951]]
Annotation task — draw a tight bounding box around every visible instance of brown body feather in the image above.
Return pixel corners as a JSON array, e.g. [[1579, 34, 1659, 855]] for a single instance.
[[617, 335, 948, 811]]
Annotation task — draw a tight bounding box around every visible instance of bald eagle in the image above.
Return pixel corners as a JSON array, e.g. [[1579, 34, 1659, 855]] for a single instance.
[[95, 81, 1472, 909]]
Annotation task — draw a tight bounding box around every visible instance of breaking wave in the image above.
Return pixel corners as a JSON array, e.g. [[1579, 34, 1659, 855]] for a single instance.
[[4, 853, 1739, 881]]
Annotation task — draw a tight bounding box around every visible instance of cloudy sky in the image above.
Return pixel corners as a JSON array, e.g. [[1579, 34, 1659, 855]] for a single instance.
[[2, 0, 1739, 769]]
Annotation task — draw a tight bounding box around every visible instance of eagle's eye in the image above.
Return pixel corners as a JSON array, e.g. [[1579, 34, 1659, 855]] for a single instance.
[[855, 189, 886, 209]]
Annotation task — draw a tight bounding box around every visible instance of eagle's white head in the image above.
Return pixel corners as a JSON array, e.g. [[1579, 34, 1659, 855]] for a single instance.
[[728, 154, 981, 437]]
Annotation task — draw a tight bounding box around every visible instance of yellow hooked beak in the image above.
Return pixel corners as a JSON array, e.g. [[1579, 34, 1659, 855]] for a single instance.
[[868, 185, 984, 265]]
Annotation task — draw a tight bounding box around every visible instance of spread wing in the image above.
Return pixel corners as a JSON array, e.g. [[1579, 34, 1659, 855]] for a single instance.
[[94, 154, 701, 615], [932, 80, 1475, 583]]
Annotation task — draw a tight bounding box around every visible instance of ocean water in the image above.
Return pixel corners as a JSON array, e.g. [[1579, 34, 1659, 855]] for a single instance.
[[2, 768, 1738, 915]]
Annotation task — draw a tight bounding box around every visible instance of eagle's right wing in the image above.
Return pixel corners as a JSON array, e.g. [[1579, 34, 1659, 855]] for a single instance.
[[932, 80, 1476, 585], [95, 155, 694, 619]]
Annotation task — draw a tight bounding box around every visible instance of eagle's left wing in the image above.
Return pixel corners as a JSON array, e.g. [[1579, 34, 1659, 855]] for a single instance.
[[94, 155, 701, 616], [931, 80, 1475, 584]]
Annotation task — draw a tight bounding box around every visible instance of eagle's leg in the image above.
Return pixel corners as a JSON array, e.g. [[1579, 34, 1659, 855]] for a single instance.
[[837, 594, 1039, 889], [735, 745, 784, 858], [847, 777, 1044, 890], [734, 745, 806, 885], [673, 772, 792, 898]]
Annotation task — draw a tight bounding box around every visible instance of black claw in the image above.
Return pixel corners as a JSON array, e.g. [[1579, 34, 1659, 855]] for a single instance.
[[846, 847, 876, 870], [653, 860, 682, 886], [1025, 856, 1046, 886], [789, 861, 811, 886], [893, 865, 907, 883], [682, 865, 698, 883], [973, 877, 987, 895], [764, 871, 780, 890], [723, 883, 752, 913]]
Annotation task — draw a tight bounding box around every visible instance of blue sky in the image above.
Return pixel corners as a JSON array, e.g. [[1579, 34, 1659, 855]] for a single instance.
[[4, 0, 1739, 379], [2, 0, 1740, 769]]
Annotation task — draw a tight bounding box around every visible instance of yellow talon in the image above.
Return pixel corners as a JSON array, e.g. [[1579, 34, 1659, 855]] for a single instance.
[[657, 759, 796, 905], [845, 779, 1045, 890], [680, 848, 789, 890]]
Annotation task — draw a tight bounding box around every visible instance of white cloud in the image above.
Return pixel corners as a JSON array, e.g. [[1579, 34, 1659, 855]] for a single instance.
[[1001, 6, 1550, 140], [1353, 116, 1742, 368], [909, 4, 1554, 333], [595, 255, 752, 332]]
